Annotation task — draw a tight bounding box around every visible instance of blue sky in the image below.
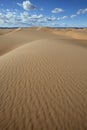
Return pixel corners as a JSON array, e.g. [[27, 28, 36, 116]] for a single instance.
[[0, 0, 87, 27]]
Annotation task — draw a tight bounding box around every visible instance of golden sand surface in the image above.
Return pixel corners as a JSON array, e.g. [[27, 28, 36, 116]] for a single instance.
[[0, 27, 87, 130]]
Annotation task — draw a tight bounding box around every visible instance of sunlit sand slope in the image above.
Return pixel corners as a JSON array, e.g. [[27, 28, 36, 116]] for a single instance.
[[0, 35, 87, 130], [0, 28, 56, 56]]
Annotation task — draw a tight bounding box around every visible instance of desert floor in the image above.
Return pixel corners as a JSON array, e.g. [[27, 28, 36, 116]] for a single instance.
[[0, 27, 87, 130]]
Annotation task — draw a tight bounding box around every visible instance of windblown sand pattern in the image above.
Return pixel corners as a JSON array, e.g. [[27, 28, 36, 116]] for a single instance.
[[0, 28, 87, 130]]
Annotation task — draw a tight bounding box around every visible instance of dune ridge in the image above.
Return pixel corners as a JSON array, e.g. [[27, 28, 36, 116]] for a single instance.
[[4, 28, 22, 36], [53, 29, 87, 40], [0, 28, 87, 130], [0, 28, 22, 36]]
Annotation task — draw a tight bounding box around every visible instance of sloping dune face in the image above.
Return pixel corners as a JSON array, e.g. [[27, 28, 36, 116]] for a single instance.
[[0, 28, 56, 56], [0, 28, 87, 130], [0, 29, 13, 35]]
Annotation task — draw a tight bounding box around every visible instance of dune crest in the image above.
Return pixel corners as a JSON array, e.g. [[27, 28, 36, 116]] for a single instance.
[[4, 28, 22, 36], [53, 29, 87, 40], [0, 28, 22, 36]]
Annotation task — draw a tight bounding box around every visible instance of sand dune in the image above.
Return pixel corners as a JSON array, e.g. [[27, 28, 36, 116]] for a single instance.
[[53, 28, 87, 40], [0, 29, 13, 35], [4, 28, 22, 36], [0, 27, 65, 56], [0, 28, 22, 36], [0, 28, 87, 130]]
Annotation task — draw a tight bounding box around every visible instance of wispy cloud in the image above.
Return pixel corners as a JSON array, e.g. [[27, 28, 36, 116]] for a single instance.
[[17, 0, 36, 11], [61, 16, 68, 20], [77, 8, 87, 15], [46, 16, 57, 21], [70, 8, 87, 19], [70, 14, 77, 18], [57, 16, 68, 20], [52, 8, 64, 13]]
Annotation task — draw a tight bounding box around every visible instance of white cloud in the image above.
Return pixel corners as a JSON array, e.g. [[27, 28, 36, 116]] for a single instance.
[[0, 12, 3, 18], [20, 11, 29, 23], [70, 14, 77, 18], [0, 10, 59, 27], [0, 10, 67, 27], [17, 0, 36, 11], [30, 14, 43, 19], [6, 9, 10, 12], [61, 16, 68, 20], [52, 8, 64, 13], [0, 9, 76, 27], [0, 12, 5, 19], [57, 17, 61, 20], [6, 12, 14, 19], [0, 10, 21, 26], [47, 16, 57, 21], [77, 8, 87, 15], [20, 11, 29, 17], [0, 19, 4, 25], [57, 16, 68, 20], [0, 7, 54, 27]]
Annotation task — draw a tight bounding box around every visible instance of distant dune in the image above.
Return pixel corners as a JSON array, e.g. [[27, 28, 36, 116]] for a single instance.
[[53, 28, 87, 40], [0, 27, 87, 130]]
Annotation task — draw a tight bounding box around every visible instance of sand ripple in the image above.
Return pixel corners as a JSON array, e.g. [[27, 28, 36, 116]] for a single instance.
[[0, 38, 87, 130]]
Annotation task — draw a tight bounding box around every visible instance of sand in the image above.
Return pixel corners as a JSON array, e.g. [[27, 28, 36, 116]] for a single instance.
[[53, 28, 87, 40], [0, 27, 87, 130]]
